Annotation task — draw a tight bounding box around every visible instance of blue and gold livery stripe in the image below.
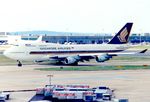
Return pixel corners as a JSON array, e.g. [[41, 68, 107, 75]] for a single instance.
[[29, 50, 124, 54]]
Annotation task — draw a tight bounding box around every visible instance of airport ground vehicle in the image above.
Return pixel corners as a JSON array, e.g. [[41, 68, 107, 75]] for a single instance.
[[29, 85, 115, 102]]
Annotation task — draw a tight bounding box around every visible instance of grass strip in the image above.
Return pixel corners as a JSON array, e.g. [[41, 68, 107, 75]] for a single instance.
[[35, 65, 150, 71]]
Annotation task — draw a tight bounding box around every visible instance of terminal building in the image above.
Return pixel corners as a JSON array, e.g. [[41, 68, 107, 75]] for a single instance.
[[42, 34, 150, 44], [0, 31, 150, 44]]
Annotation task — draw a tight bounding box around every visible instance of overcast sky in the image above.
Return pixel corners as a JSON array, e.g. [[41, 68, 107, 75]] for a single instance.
[[0, 0, 149, 33]]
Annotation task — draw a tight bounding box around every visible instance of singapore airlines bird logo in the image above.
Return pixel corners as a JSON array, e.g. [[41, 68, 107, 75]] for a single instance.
[[118, 28, 128, 42]]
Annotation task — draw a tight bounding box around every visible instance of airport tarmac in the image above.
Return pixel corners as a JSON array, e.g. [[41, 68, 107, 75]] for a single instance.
[[0, 64, 150, 102]]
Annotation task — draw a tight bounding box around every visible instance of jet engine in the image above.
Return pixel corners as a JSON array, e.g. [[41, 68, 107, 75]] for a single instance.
[[64, 56, 78, 65], [95, 54, 112, 62]]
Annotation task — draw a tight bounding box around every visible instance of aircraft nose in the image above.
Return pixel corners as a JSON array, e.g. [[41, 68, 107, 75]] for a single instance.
[[3, 49, 15, 60], [3, 50, 9, 58]]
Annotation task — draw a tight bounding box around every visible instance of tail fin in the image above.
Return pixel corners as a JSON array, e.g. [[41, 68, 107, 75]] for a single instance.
[[108, 23, 133, 44], [36, 36, 43, 42]]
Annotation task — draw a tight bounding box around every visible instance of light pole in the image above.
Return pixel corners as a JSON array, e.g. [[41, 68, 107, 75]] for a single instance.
[[47, 75, 53, 86], [139, 29, 143, 45], [102, 28, 104, 43], [139, 33, 141, 44]]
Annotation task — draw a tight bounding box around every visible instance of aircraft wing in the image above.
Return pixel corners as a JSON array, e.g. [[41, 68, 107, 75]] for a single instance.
[[35, 53, 109, 64], [36, 49, 148, 65], [109, 49, 148, 56], [49, 55, 95, 62]]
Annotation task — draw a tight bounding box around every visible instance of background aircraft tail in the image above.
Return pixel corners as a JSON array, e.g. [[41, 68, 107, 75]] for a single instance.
[[108, 23, 133, 44], [36, 36, 43, 42]]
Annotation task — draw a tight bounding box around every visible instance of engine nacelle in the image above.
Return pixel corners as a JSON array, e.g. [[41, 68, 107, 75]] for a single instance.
[[64, 56, 77, 64], [96, 54, 111, 62]]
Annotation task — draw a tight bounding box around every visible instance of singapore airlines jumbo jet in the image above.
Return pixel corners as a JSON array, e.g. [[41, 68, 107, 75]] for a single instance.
[[4, 23, 138, 66]]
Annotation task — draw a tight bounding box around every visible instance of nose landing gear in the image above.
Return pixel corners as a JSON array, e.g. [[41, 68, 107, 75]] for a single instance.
[[17, 60, 22, 67]]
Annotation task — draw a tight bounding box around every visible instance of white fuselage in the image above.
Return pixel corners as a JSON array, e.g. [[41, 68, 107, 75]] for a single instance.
[[4, 42, 130, 61]]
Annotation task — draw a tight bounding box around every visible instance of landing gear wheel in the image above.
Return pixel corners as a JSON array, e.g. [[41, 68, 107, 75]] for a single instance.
[[17, 60, 22, 67]]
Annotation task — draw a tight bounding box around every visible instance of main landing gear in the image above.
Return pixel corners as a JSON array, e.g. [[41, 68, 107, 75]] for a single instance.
[[17, 60, 22, 67]]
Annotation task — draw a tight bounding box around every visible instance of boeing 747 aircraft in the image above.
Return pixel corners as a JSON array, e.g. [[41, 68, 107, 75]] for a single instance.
[[4, 23, 140, 66]]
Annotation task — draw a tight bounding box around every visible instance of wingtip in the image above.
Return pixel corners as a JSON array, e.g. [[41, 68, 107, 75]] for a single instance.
[[139, 49, 148, 53]]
